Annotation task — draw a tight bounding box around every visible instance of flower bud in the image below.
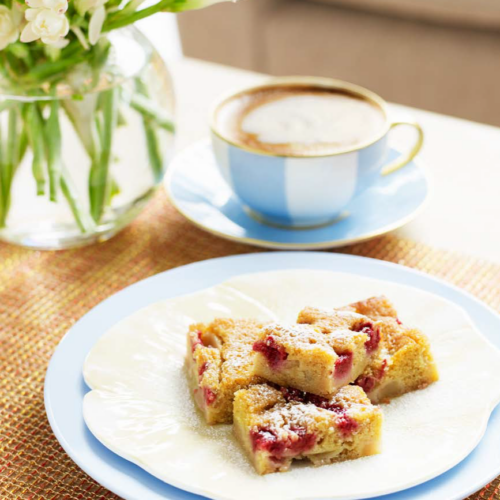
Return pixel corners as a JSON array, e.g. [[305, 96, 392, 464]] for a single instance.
[[0, 5, 21, 50]]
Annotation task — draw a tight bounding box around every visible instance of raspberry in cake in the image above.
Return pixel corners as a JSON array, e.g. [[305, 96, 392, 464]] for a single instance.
[[233, 384, 383, 475], [339, 296, 439, 403], [186, 318, 264, 424], [253, 310, 381, 397]]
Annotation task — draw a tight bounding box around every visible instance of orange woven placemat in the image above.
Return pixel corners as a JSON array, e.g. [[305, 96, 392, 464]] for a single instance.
[[1, 190, 499, 500]]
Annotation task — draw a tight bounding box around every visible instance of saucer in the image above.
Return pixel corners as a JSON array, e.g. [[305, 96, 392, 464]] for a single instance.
[[165, 140, 429, 250]]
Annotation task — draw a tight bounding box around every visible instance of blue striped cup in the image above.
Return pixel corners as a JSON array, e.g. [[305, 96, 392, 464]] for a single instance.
[[210, 77, 424, 228]]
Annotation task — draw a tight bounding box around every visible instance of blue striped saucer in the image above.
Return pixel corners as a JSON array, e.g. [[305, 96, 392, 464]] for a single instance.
[[165, 139, 430, 250]]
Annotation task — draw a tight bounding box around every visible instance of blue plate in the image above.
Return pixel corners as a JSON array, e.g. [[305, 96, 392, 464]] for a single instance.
[[45, 252, 500, 500], [165, 140, 430, 249]]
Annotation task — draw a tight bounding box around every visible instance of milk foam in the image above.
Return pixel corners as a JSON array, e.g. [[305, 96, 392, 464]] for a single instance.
[[241, 94, 385, 150]]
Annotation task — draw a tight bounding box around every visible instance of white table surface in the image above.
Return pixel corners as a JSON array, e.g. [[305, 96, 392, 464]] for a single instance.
[[170, 58, 500, 263]]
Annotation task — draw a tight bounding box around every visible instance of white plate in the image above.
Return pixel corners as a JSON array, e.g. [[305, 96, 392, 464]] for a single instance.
[[44, 252, 500, 500], [82, 270, 500, 500]]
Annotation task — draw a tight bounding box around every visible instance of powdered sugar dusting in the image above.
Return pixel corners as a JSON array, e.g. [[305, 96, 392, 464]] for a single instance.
[[83, 269, 500, 500]]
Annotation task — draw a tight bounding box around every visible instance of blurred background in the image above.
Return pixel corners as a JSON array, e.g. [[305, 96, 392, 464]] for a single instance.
[[173, 0, 500, 127]]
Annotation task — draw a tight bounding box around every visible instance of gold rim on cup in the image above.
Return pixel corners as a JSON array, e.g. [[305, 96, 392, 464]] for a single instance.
[[210, 76, 424, 176]]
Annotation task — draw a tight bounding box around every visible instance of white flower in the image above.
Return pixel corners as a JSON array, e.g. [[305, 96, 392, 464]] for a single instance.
[[26, 0, 68, 15], [88, 5, 106, 45], [74, 0, 108, 46], [50, 37, 69, 48], [21, 8, 69, 45], [0, 5, 22, 50]]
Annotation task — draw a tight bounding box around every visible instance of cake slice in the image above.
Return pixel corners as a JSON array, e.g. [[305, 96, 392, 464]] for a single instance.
[[234, 383, 383, 475], [253, 310, 381, 397], [339, 296, 439, 403], [186, 318, 264, 424]]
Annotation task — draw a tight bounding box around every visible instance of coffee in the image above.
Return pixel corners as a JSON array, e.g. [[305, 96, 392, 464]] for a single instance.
[[215, 85, 386, 156]]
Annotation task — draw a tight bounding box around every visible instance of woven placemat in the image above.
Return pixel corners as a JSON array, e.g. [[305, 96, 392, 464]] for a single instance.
[[1, 190, 499, 500]]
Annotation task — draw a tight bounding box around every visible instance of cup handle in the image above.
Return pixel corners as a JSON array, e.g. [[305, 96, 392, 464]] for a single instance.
[[381, 121, 424, 176]]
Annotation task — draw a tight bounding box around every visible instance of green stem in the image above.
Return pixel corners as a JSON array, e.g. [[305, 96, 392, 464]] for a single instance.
[[6, 105, 18, 174], [24, 104, 46, 196], [63, 97, 118, 233], [125, 91, 175, 133], [104, 0, 173, 31], [0, 119, 4, 227], [135, 78, 163, 181], [0, 107, 18, 226], [144, 116, 163, 181], [62, 96, 99, 158], [20, 48, 87, 83], [60, 165, 94, 233], [18, 126, 28, 166], [88, 116, 101, 218], [89, 88, 117, 223], [117, 107, 127, 127], [42, 98, 95, 234], [118, 0, 144, 17], [46, 94, 62, 202], [0, 105, 28, 227]]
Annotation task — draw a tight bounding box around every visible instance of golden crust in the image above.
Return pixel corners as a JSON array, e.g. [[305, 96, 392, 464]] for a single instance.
[[186, 318, 264, 424], [340, 296, 439, 403], [233, 384, 383, 475], [338, 295, 399, 320], [298, 307, 372, 331], [252, 309, 380, 397]]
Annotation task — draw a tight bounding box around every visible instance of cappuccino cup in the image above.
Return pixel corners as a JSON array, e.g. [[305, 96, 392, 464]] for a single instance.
[[210, 77, 423, 228]]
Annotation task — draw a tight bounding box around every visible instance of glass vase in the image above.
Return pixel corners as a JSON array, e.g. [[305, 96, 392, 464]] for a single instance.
[[0, 27, 174, 249]]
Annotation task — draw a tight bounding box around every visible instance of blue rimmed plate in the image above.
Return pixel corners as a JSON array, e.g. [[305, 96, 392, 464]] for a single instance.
[[45, 252, 500, 500], [164, 140, 430, 250]]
